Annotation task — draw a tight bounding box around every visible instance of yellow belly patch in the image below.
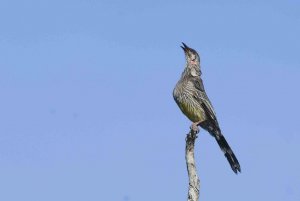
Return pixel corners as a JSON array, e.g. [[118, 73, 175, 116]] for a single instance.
[[178, 101, 205, 122]]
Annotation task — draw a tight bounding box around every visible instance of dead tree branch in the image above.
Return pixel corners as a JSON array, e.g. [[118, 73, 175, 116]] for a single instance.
[[185, 130, 200, 201]]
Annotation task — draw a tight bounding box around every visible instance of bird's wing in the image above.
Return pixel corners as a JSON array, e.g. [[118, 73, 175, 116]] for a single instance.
[[192, 78, 220, 130]]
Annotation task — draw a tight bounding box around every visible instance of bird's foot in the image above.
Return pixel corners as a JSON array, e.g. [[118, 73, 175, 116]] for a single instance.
[[190, 123, 199, 134]]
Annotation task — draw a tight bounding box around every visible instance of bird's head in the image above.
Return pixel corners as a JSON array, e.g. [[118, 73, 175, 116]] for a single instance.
[[181, 42, 200, 66]]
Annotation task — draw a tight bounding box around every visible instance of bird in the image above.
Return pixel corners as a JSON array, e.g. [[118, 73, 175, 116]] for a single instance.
[[173, 42, 241, 174]]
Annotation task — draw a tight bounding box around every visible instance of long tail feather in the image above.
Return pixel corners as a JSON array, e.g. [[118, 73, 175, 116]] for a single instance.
[[215, 133, 241, 174], [200, 103, 241, 174]]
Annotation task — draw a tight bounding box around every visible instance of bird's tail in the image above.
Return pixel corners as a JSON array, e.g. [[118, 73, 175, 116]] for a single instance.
[[199, 103, 241, 173], [214, 133, 241, 174]]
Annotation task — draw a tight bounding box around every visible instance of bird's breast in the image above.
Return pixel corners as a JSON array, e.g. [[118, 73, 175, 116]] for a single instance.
[[173, 83, 205, 123]]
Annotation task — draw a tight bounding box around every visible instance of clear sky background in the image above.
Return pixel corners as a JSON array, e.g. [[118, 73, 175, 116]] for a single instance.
[[0, 0, 299, 201]]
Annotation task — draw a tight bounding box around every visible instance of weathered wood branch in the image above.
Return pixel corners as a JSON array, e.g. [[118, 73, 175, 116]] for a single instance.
[[185, 130, 200, 201]]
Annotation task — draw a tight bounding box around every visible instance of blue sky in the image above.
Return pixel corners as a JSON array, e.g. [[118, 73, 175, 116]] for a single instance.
[[0, 0, 300, 200]]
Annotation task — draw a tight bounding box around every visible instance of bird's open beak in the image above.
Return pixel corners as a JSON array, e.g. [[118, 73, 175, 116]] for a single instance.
[[181, 42, 189, 52]]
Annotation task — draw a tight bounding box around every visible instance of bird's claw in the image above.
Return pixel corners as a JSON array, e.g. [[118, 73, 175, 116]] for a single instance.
[[190, 123, 199, 134]]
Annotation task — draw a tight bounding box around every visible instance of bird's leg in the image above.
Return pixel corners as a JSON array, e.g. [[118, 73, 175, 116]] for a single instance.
[[190, 121, 203, 134], [190, 122, 200, 134]]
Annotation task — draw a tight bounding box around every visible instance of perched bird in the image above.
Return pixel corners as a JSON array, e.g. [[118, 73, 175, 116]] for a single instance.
[[173, 43, 241, 174]]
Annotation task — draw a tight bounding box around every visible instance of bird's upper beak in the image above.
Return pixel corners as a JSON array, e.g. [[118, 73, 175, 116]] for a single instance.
[[181, 42, 190, 53]]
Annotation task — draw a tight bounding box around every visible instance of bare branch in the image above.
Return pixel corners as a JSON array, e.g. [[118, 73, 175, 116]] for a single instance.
[[185, 130, 200, 201]]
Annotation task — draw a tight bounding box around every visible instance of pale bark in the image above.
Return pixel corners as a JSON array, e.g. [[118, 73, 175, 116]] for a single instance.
[[185, 130, 200, 201]]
